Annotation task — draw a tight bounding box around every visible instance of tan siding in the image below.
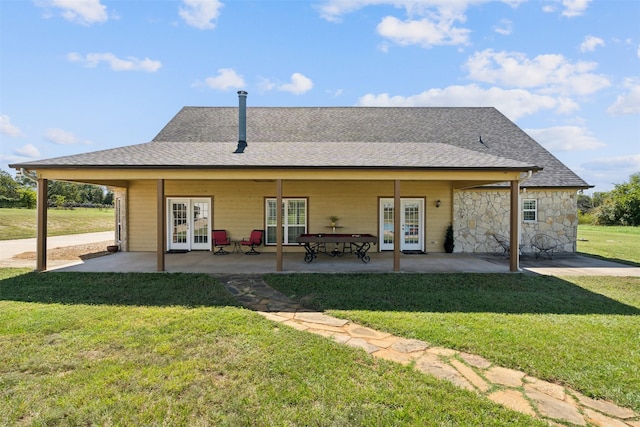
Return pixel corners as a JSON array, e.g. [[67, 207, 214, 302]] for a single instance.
[[128, 180, 157, 251], [125, 179, 457, 253]]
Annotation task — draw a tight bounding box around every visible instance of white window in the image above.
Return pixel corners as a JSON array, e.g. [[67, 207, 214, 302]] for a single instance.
[[265, 198, 307, 245], [523, 199, 537, 222]]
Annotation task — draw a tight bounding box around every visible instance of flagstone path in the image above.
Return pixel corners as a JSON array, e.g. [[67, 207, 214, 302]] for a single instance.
[[216, 274, 639, 427]]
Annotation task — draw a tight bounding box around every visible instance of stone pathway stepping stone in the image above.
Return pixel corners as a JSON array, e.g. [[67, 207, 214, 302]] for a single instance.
[[215, 274, 640, 427]]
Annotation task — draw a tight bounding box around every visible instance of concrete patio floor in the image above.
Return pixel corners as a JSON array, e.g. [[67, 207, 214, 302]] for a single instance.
[[53, 250, 640, 276]]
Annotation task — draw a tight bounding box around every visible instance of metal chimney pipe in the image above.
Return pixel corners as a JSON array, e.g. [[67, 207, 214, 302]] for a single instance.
[[234, 91, 248, 153]]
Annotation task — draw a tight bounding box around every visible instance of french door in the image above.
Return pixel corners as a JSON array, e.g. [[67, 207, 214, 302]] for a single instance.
[[379, 198, 424, 252], [167, 198, 211, 251]]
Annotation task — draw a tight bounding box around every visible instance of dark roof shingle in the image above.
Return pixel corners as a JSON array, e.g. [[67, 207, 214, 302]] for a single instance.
[[11, 106, 590, 188]]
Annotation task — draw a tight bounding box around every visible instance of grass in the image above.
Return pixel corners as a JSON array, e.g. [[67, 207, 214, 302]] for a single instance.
[[577, 225, 640, 265], [0, 207, 114, 240], [0, 270, 544, 426], [2, 225, 637, 424], [265, 273, 640, 413]]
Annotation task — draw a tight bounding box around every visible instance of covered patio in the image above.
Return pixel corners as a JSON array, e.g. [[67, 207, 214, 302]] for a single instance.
[[53, 251, 507, 274], [49, 250, 640, 276]]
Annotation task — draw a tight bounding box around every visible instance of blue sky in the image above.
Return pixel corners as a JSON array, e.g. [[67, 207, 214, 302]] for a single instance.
[[1, 0, 638, 193]]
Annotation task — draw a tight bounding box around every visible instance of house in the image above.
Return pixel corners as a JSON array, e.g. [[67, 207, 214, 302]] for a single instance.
[[10, 91, 591, 272]]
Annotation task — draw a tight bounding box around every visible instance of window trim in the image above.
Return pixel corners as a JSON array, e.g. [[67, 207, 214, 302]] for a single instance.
[[523, 198, 537, 222], [264, 197, 308, 245]]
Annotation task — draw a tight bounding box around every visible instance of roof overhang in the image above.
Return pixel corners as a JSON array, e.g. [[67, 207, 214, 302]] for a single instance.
[[14, 166, 541, 190]]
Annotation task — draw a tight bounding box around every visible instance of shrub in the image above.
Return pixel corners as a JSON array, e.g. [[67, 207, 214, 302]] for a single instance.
[[578, 211, 595, 225]]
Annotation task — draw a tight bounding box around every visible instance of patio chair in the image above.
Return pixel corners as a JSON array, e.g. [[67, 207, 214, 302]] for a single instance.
[[530, 233, 559, 259], [212, 229, 231, 255], [492, 233, 523, 257], [241, 229, 264, 255]]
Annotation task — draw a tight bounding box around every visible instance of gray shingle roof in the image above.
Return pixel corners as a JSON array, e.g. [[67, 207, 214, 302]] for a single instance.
[[11, 106, 590, 188], [11, 141, 533, 169]]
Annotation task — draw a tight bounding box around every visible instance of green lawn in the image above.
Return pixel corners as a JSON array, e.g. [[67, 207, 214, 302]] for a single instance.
[[0, 207, 114, 240], [578, 225, 640, 265], [2, 225, 638, 424], [0, 270, 543, 426], [265, 273, 640, 414]]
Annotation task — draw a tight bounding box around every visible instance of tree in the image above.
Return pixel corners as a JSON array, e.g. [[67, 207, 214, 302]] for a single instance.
[[0, 170, 22, 207], [577, 194, 593, 214], [18, 187, 37, 209], [0, 170, 20, 198], [103, 190, 114, 205], [0, 168, 113, 208], [593, 172, 640, 226]]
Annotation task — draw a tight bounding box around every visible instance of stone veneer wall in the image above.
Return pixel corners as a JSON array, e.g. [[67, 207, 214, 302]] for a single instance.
[[452, 189, 578, 254]]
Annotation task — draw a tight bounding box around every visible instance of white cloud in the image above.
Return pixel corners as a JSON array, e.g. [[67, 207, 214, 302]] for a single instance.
[[525, 126, 605, 151], [316, 0, 526, 22], [493, 19, 512, 36], [278, 73, 314, 95], [14, 144, 41, 158], [316, 0, 371, 23], [67, 52, 162, 72], [203, 68, 245, 90], [582, 154, 640, 173], [377, 15, 470, 48], [317, 1, 525, 48], [179, 0, 223, 30], [377, 41, 391, 53], [357, 84, 579, 120], [37, 0, 108, 25], [561, 0, 591, 17], [0, 115, 24, 137], [607, 81, 640, 115], [45, 128, 77, 145], [256, 76, 277, 92], [465, 49, 610, 96], [580, 35, 605, 52], [44, 128, 91, 145], [541, 0, 591, 17]]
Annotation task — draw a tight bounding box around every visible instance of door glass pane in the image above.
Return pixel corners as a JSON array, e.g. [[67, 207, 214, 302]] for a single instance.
[[192, 202, 209, 244], [404, 202, 419, 244], [265, 200, 277, 244], [172, 203, 187, 244], [383, 202, 394, 244]]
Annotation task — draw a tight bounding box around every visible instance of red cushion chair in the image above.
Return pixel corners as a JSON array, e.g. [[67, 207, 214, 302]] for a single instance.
[[212, 230, 231, 255], [241, 229, 263, 255]]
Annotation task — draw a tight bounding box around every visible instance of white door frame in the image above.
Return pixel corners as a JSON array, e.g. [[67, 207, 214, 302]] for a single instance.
[[167, 198, 212, 251], [379, 198, 425, 252]]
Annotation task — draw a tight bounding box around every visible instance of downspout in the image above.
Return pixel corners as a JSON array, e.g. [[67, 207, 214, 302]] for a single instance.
[[519, 170, 533, 186], [19, 168, 38, 183]]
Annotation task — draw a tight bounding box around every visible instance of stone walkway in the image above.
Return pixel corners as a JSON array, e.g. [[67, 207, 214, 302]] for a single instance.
[[216, 274, 640, 427]]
